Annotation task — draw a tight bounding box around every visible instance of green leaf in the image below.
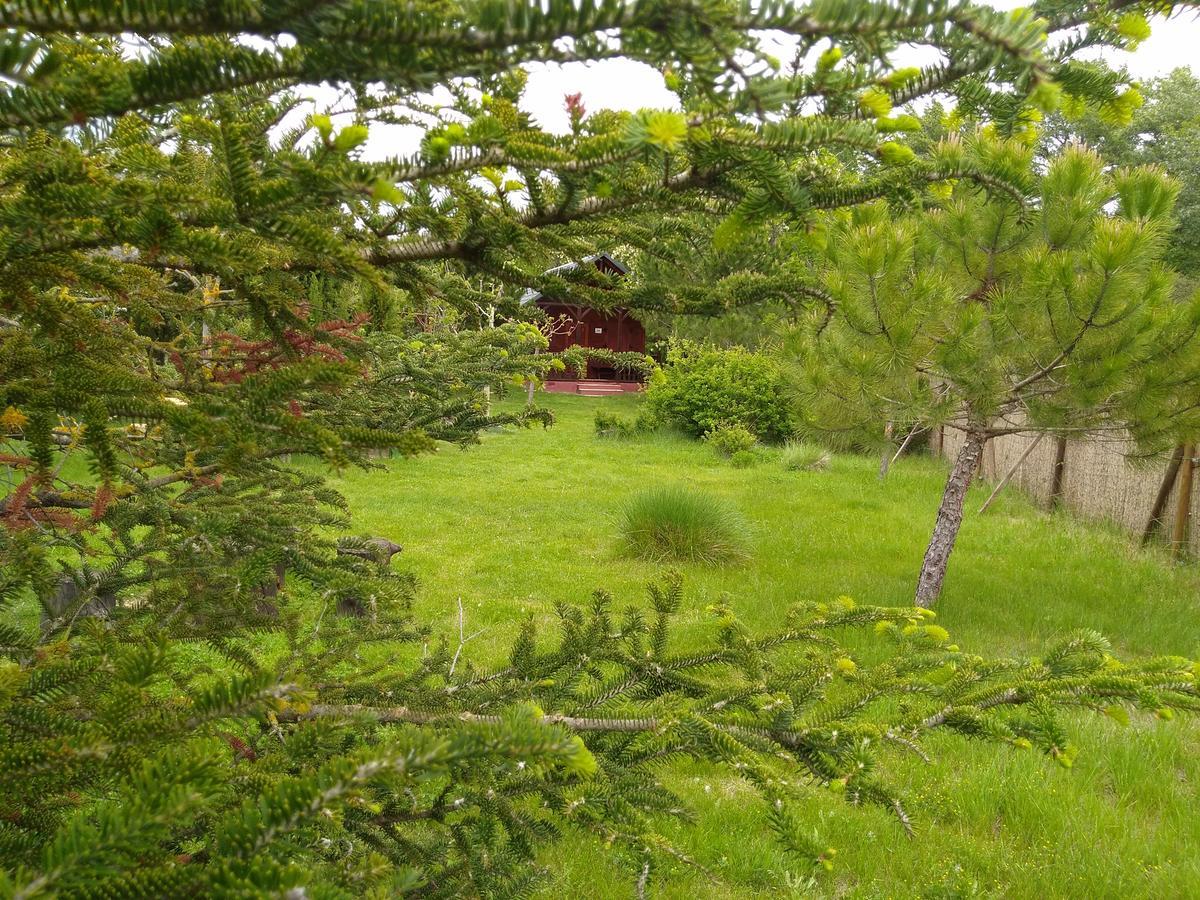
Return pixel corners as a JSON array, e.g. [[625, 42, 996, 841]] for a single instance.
[[1103, 704, 1130, 727], [564, 735, 598, 778], [625, 110, 688, 152], [333, 124, 369, 153], [371, 178, 405, 205], [858, 87, 892, 118], [309, 113, 333, 140]]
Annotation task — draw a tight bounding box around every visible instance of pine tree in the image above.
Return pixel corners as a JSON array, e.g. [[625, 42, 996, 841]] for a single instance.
[[793, 137, 1200, 606], [1, 1, 1198, 895]]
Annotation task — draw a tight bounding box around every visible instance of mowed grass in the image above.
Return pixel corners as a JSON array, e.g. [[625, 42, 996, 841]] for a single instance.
[[315, 392, 1200, 898]]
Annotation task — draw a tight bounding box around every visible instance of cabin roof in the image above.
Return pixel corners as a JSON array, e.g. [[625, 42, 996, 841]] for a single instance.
[[518, 252, 628, 304]]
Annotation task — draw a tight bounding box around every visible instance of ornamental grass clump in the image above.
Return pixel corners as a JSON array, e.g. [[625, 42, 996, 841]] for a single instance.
[[781, 440, 831, 471], [620, 486, 751, 564]]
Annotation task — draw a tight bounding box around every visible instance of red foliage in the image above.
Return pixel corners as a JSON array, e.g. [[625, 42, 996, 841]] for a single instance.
[[178, 311, 371, 385], [90, 482, 114, 521], [24, 508, 77, 530], [564, 92, 586, 124], [2, 476, 35, 529], [224, 733, 258, 761]]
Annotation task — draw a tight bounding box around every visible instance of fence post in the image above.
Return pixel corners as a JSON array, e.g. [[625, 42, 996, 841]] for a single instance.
[[1049, 437, 1068, 509], [1171, 444, 1195, 559], [1142, 444, 1186, 546]]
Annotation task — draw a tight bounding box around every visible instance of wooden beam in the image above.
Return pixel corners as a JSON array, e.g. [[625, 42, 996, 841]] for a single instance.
[[1141, 444, 1186, 546], [978, 433, 1044, 514], [1171, 443, 1194, 559], [889, 424, 925, 467]]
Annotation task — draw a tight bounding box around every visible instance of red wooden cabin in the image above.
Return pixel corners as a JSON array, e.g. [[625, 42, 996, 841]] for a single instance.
[[520, 253, 646, 393]]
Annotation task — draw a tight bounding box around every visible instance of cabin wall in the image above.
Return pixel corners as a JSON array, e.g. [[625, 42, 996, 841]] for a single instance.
[[538, 302, 646, 379]]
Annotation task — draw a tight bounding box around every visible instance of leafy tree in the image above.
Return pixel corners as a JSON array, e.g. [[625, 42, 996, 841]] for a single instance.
[[0, 1, 1197, 895], [793, 138, 1200, 606]]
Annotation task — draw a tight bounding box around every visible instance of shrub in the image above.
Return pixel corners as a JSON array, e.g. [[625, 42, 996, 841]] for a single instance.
[[620, 486, 752, 564], [703, 422, 757, 457], [781, 440, 831, 471], [642, 341, 795, 441], [594, 408, 641, 439], [731, 449, 758, 469]]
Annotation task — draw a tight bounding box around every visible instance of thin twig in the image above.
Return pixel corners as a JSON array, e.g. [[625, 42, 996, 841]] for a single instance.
[[447, 598, 485, 678]]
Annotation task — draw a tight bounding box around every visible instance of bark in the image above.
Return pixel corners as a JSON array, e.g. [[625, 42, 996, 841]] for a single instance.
[[915, 429, 986, 608]]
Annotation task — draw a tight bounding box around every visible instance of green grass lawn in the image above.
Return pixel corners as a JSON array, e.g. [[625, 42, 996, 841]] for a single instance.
[[317, 391, 1200, 898]]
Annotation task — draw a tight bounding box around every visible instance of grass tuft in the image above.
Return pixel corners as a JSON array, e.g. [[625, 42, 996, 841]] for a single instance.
[[781, 439, 831, 471], [619, 485, 752, 564]]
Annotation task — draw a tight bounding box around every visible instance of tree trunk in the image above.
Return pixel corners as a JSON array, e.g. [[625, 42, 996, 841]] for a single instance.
[[878, 421, 895, 480], [482, 303, 496, 416], [915, 429, 986, 608], [525, 378, 535, 406], [1048, 436, 1068, 509]]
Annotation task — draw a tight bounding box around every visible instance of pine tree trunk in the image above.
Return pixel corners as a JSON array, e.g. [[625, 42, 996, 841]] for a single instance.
[[878, 420, 895, 480], [915, 429, 986, 608]]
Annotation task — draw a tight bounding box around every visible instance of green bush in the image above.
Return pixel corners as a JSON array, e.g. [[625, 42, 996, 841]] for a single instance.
[[594, 408, 641, 439], [619, 486, 752, 564], [703, 422, 757, 457], [643, 341, 795, 441], [781, 440, 831, 471], [730, 449, 758, 469]]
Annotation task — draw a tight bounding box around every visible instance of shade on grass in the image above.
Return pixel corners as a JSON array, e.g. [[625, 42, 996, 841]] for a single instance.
[[620, 484, 752, 563]]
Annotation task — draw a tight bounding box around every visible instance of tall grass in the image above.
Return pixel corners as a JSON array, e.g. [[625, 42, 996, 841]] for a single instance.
[[619, 485, 752, 564], [781, 439, 831, 471]]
